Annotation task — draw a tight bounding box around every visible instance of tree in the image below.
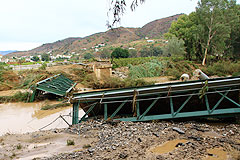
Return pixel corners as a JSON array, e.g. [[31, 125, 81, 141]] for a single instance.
[[162, 36, 186, 57], [107, 0, 145, 28], [196, 0, 236, 65], [84, 53, 94, 59], [166, 13, 199, 60], [111, 47, 129, 58], [140, 46, 163, 57], [167, 0, 239, 64], [129, 49, 137, 58], [225, 3, 240, 58], [41, 53, 50, 61], [31, 56, 39, 62]]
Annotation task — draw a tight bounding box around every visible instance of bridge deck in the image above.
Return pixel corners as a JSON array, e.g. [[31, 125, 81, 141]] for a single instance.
[[72, 76, 240, 124]]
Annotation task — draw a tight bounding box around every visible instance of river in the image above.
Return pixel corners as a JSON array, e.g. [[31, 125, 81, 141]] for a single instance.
[[0, 102, 84, 136]]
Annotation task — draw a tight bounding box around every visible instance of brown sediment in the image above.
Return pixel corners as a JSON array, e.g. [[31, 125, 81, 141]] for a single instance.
[[202, 131, 222, 138], [150, 139, 187, 154], [33, 106, 71, 119], [203, 148, 228, 160], [0, 102, 73, 136]]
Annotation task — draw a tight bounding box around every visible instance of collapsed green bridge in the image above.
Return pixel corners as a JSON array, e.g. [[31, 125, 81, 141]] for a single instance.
[[71, 76, 240, 124], [30, 74, 76, 102]]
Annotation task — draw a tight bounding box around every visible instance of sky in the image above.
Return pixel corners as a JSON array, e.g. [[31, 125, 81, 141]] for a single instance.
[[0, 0, 239, 51]]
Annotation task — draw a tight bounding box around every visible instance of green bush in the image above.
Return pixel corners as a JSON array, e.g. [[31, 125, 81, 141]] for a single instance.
[[111, 47, 129, 58], [16, 144, 22, 150], [0, 91, 30, 103], [202, 61, 240, 76], [83, 144, 91, 148], [128, 59, 167, 79], [39, 63, 47, 70], [67, 139, 75, 146]]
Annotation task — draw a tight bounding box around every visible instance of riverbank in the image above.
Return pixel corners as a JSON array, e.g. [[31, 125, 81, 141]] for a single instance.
[[0, 119, 239, 160]]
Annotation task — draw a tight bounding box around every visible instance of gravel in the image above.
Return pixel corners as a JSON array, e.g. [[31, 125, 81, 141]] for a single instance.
[[43, 119, 240, 160]]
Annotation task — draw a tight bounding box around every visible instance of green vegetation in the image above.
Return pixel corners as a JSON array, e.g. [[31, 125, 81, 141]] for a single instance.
[[41, 103, 70, 110], [41, 53, 50, 61], [162, 36, 185, 57], [16, 144, 22, 150], [83, 144, 91, 148], [31, 56, 40, 62], [17, 73, 47, 89], [38, 63, 47, 70], [202, 61, 240, 76], [0, 91, 30, 103], [140, 46, 163, 57], [128, 60, 167, 79], [112, 56, 184, 68], [111, 47, 129, 58], [166, 0, 240, 64], [128, 59, 197, 80], [84, 53, 94, 59], [67, 139, 75, 146]]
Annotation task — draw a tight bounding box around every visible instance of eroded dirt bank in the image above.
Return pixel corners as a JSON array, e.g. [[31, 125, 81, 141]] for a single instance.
[[1, 119, 239, 160]]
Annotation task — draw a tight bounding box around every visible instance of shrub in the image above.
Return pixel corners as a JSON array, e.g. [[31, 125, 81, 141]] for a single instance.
[[128, 60, 167, 79], [111, 47, 129, 58], [16, 144, 22, 150], [84, 53, 94, 59], [83, 144, 91, 148], [39, 63, 47, 70], [0, 91, 30, 103], [202, 61, 240, 76], [67, 139, 75, 146]]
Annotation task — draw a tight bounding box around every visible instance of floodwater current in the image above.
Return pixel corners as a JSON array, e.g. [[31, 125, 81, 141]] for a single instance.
[[0, 102, 84, 136]]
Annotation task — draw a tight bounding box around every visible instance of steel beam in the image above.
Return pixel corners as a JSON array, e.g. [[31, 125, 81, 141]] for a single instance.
[[117, 108, 240, 121], [109, 100, 128, 119], [210, 89, 230, 113], [205, 95, 210, 113], [104, 103, 108, 120], [79, 102, 97, 123], [72, 101, 79, 125], [139, 98, 159, 120], [216, 91, 240, 108], [174, 94, 193, 117]]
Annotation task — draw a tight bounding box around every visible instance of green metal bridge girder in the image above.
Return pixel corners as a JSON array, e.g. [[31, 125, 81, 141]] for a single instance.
[[72, 76, 240, 125], [30, 74, 76, 102]]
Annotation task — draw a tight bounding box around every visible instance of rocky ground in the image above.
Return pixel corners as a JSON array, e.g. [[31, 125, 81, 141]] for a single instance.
[[0, 118, 240, 160], [43, 119, 240, 160]]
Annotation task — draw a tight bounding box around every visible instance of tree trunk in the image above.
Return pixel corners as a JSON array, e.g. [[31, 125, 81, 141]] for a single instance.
[[202, 17, 215, 66], [202, 40, 210, 65], [202, 26, 216, 65]]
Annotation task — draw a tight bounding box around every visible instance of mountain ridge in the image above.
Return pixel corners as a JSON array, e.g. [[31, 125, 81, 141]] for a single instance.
[[6, 14, 183, 57]]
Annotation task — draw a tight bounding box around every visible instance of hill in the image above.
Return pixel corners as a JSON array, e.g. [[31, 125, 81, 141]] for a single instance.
[[6, 14, 183, 57]]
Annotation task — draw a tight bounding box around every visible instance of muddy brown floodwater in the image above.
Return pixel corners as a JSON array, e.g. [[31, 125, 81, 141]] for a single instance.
[[0, 102, 84, 136]]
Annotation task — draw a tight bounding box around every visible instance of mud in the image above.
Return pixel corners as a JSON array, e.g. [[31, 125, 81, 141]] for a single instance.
[[0, 102, 74, 135]]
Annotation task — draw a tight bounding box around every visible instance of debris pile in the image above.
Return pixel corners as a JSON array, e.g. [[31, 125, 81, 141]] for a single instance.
[[45, 120, 240, 160]]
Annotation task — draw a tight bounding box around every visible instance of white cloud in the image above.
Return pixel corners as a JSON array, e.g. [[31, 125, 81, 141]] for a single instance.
[[0, 0, 239, 51], [0, 42, 42, 51]]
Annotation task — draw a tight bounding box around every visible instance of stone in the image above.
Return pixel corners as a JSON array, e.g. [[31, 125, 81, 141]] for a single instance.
[[119, 153, 128, 159], [175, 142, 185, 147], [156, 155, 165, 160], [173, 127, 185, 134]]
